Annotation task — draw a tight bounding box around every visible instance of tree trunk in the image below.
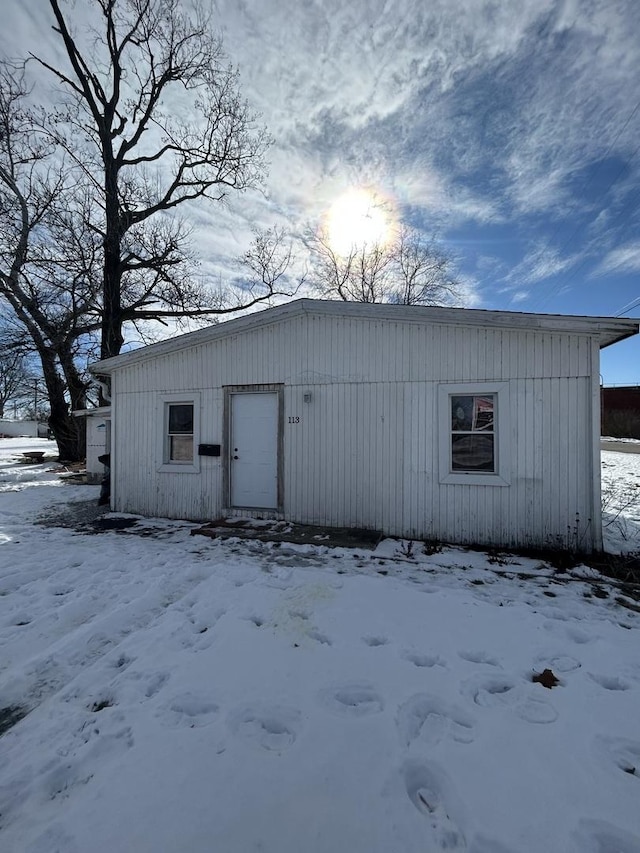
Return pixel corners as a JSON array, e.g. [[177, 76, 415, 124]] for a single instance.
[[100, 249, 124, 360], [48, 399, 84, 462], [101, 157, 124, 360], [38, 347, 84, 462], [57, 342, 88, 459]]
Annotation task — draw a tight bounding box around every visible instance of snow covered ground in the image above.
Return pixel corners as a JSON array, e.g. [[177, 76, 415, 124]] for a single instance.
[[601, 449, 640, 554], [1, 437, 639, 853]]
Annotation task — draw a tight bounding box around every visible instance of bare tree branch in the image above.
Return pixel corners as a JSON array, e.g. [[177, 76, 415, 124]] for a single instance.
[[307, 223, 463, 307], [0, 61, 91, 459], [34, 0, 273, 360]]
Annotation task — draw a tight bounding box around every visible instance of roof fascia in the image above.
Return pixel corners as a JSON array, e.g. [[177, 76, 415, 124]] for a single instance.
[[89, 299, 639, 374]]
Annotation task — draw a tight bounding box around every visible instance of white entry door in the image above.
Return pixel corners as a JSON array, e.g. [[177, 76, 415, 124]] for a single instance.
[[230, 392, 279, 508]]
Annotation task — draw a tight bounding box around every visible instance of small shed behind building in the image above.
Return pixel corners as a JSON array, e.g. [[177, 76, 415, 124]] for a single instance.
[[72, 407, 111, 483], [90, 300, 639, 552]]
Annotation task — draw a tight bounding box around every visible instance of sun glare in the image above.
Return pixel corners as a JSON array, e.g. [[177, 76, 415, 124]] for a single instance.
[[325, 188, 394, 255]]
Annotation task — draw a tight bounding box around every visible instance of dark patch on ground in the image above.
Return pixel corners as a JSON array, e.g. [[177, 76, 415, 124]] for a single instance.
[[91, 517, 139, 531], [0, 706, 27, 737], [616, 596, 640, 614], [36, 499, 109, 530], [469, 542, 640, 601], [90, 699, 114, 712], [36, 500, 161, 537], [191, 518, 383, 550], [470, 542, 585, 571], [588, 553, 640, 588], [532, 668, 560, 689]]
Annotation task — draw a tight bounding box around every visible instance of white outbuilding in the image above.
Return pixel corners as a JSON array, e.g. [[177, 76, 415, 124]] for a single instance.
[[90, 299, 639, 552]]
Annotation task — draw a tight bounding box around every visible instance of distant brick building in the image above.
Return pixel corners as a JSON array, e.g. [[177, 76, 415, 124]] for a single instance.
[[601, 386, 640, 438]]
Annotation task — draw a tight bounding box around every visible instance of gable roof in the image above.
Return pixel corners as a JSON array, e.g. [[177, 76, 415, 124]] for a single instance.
[[89, 298, 640, 375]]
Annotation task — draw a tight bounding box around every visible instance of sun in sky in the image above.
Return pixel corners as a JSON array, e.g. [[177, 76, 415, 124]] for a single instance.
[[324, 188, 396, 256]]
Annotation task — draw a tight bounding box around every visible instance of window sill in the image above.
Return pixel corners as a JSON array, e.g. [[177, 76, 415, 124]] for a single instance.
[[440, 471, 510, 487]]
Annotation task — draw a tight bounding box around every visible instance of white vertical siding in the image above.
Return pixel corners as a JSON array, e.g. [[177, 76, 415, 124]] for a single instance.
[[111, 312, 600, 550], [85, 416, 109, 482]]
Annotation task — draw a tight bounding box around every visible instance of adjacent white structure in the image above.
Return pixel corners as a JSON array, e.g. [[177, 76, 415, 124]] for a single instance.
[[90, 300, 639, 552], [0, 419, 39, 438], [73, 407, 111, 483]]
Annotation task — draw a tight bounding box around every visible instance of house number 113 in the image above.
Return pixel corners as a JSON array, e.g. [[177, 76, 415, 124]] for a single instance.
[[288, 416, 300, 424]]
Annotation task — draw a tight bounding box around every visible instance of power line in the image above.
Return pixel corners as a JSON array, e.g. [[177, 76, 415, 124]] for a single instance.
[[614, 294, 640, 317]]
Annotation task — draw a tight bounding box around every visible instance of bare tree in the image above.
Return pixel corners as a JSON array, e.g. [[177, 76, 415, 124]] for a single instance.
[[394, 227, 461, 306], [308, 224, 462, 307], [237, 226, 303, 297], [308, 232, 394, 303], [35, 0, 283, 361], [0, 64, 67, 446], [0, 62, 94, 459], [0, 349, 30, 418]]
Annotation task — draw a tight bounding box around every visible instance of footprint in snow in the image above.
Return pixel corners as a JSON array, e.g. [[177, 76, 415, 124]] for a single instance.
[[544, 654, 581, 673], [594, 735, 640, 779], [460, 675, 517, 709], [144, 671, 170, 699], [156, 692, 219, 729], [319, 683, 384, 717], [574, 819, 640, 853], [565, 625, 597, 645], [403, 759, 467, 850], [458, 649, 500, 667], [588, 673, 631, 691], [227, 704, 302, 751], [186, 606, 225, 648], [401, 650, 445, 669], [41, 723, 134, 801], [397, 693, 475, 747], [514, 696, 558, 724], [461, 674, 558, 724], [307, 629, 332, 646], [363, 635, 389, 647]]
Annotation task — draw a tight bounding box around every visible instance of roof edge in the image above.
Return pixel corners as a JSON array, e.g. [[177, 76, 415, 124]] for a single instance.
[[89, 298, 640, 374]]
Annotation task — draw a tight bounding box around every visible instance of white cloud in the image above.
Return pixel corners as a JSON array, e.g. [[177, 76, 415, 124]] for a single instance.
[[504, 242, 582, 288], [4, 0, 640, 303], [594, 243, 640, 277]]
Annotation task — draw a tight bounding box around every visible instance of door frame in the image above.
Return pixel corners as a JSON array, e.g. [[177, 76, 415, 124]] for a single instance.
[[223, 384, 284, 512]]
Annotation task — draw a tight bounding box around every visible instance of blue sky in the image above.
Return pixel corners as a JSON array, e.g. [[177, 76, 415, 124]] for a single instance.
[[3, 0, 640, 382]]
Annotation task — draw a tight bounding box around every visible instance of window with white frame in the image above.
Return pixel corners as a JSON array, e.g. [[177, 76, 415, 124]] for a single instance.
[[166, 403, 194, 463], [450, 394, 495, 472], [438, 383, 510, 486]]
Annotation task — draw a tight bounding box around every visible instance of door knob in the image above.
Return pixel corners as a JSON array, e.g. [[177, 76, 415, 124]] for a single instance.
[[233, 455, 239, 460]]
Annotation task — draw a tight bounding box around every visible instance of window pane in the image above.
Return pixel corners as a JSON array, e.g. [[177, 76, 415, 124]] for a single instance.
[[168, 404, 193, 434], [451, 395, 494, 432], [451, 396, 474, 431], [170, 435, 193, 462], [451, 434, 494, 472], [472, 396, 494, 431]]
